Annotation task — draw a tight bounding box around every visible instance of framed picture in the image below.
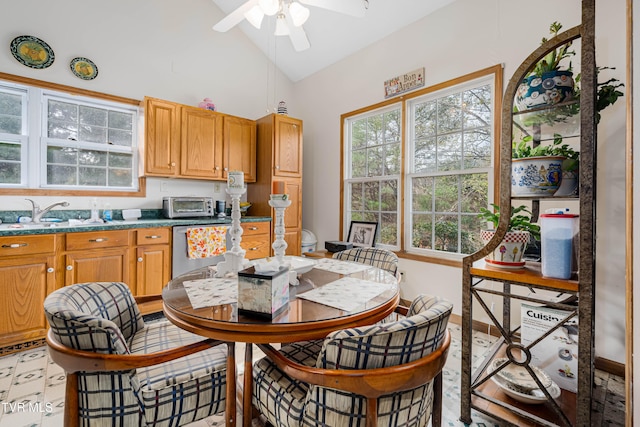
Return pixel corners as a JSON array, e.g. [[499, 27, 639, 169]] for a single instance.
[[347, 221, 378, 248]]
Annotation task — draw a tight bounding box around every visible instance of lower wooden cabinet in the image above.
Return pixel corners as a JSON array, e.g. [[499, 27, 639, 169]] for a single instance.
[[0, 234, 58, 348], [64, 229, 133, 293], [240, 221, 271, 260], [135, 228, 171, 296]]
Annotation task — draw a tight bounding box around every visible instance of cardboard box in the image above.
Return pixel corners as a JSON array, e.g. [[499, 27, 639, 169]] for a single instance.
[[520, 303, 578, 393], [237, 266, 289, 318]]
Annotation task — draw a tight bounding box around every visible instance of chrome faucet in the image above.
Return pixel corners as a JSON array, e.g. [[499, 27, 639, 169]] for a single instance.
[[26, 199, 70, 223]]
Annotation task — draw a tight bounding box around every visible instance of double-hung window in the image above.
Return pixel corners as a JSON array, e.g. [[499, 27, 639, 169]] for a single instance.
[[342, 66, 500, 261], [344, 104, 402, 250], [0, 84, 28, 186], [0, 79, 139, 192], [406, 77, 493, 257]]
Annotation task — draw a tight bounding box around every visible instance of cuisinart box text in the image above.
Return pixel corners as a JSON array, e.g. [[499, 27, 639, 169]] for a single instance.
[[521, 303, 578, 393]]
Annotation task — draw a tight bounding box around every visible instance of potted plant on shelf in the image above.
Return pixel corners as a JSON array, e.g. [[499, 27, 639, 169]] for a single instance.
[[515, 22, 576, 112], [478, 204, 540, 269]]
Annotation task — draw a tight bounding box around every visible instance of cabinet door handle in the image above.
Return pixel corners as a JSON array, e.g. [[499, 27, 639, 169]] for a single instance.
[[137, 257, 143, 262], [247, 227, 258, 230], [170, 162, 176, 167], [249, 247, 259, 251], [89, 238, 108, 243], [1, 243, 27, 248], [47, 267, 54, 273], [223, 167, 228, 171], [275, 165, 280, 170], [145, 235, 161, 239], [66, 265, 73, 271]]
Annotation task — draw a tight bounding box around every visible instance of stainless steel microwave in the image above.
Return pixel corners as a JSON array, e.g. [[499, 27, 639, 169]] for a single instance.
[[162, 197, 214, 218]]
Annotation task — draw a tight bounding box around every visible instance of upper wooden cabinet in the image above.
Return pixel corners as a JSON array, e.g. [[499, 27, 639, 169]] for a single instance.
[[180, 105, 224, 179], [274, 116, 303, 177], [144, 97, 180, 176], [143, 96, 256, 182], [223, 115, 257, 182]]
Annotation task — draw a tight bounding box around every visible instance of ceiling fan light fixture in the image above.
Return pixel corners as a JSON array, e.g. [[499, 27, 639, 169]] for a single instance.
[[258, 0, 279, 16], [274, 13, 290, 36], [244, 5, 264, 29], [289, 2, 310, 27]]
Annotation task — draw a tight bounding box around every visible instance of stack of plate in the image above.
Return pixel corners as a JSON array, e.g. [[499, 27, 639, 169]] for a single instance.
[[488, 358, 561, 404]]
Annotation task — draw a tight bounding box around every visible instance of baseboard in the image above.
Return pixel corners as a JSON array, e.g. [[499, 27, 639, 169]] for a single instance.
[[448, 313, 625, 379]]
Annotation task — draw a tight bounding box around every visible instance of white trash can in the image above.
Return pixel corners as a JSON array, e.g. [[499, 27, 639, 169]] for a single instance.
[[301, 229, 317, 253]]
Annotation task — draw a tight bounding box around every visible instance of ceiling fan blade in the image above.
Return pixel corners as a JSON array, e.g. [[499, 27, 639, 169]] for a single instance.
[[212, 0, 259, 32], [299, 0, 366, 17], [284, 8, 311, 51]]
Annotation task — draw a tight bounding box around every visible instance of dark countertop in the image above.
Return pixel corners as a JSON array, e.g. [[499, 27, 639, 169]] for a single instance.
[[0, 216, 271, 237]]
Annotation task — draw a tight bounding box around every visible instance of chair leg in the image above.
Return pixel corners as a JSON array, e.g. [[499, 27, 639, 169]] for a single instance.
[[366, 397, 378, 427], [65, 372, 79, 427], [432, 372, 443, 427]]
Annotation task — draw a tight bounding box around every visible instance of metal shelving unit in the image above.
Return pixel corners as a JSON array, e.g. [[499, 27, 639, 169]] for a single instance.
[[460, 1, 596, 426]]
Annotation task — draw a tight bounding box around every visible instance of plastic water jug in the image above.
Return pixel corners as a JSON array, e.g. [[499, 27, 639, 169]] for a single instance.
[[540, 212, 579, 279]]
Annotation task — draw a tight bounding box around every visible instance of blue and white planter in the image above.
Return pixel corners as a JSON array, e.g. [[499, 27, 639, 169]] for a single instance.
[[515, 70, 575, 110], [511, 156, 565, 197]]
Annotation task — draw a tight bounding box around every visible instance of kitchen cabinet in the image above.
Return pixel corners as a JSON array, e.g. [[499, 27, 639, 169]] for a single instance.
[[274, 115, 303, 177], [135, 227, 171, 296], [0, 234, 60, 348], [143, 96, 256, 182], [240, 221, 271, 260], [144, 97, 181, 176], [248, 114, 303, 256], [460, 3, 596, 426], [223, 115, 257, 182], [64, 230, 133, 294], [180, 105, 224, 179]]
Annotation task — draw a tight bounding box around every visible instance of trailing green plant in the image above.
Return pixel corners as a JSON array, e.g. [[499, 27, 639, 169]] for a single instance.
[[478, 203, 541, 241], [512, 134, 579, 171]]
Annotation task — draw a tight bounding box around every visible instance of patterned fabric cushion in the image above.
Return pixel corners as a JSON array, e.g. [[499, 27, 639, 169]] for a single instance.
[[252, 294, 452, 427], [44, 281, 143, 355], [130, 321, 228, 426], [332, 247, 399, 276], [44, 282, 227, 427]]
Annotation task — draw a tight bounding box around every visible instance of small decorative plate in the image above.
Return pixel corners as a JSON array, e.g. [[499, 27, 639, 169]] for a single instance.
[[70, 57, 98, 80], [10, 35, 55, 69], [489, 358, 553, 392]]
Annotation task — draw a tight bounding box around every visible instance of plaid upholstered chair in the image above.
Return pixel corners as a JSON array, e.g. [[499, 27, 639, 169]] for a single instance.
[[44, 282, 228, 427], [252, 294, 452, 427], [332, 247, 400, 279]]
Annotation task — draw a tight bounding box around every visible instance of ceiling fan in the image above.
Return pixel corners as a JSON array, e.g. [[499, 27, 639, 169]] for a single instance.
[[212, 0, 368, 52]]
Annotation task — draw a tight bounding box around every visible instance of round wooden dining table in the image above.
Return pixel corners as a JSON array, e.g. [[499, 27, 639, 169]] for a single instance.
[[162, 257, 400, 427]]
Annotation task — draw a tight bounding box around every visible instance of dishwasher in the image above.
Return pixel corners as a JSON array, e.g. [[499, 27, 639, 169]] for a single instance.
[[172, 224, 231, 278]]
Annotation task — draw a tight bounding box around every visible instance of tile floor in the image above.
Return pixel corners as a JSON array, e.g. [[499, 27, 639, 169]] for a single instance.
[[0, 324, 625, 427]]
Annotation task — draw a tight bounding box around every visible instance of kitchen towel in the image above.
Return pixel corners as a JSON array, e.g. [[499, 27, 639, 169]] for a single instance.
[[187, 226, 227, 259]]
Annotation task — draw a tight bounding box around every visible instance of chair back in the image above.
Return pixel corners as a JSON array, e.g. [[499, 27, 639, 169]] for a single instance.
[[333, 247, 399, 276], [307, 294, 452, 425], [44, 281, 144, 355]]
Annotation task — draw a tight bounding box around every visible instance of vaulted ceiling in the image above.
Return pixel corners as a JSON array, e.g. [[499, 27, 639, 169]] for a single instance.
[[209, 0, 456, 82]]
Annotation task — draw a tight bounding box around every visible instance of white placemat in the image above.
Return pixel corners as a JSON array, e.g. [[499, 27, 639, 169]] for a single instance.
[[182, 277, 238, 309], [311, 258, 371, 275], [296, 276, 390, 311]]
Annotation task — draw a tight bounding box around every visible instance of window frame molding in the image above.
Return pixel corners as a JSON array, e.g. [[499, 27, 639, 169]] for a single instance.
[[0, 71, 146, 197], [340, 64, 503, 267]]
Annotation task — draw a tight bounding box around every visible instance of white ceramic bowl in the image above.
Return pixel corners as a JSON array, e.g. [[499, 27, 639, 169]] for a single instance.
[[489, 357, 553, 392], [488, 358, 560, 404]]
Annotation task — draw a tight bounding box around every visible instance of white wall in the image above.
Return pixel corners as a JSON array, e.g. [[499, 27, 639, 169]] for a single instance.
[[0, 0, 296, 212], [294, 0, 627, 364]]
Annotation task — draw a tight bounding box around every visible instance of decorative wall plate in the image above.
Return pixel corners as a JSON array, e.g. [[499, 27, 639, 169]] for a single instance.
[[10, 35, 55, 69], [70, 57, 98, 80]]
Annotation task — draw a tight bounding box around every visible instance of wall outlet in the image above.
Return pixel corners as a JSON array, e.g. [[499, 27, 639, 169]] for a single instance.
[[160, 182, 168, 192], [214, 183, 221, 192]]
